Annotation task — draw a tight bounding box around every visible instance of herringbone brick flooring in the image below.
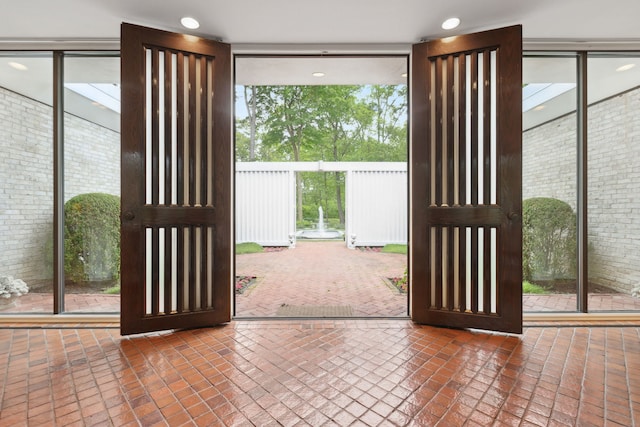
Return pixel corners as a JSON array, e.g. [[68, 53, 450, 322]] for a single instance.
[[0, 321, 639, 426]]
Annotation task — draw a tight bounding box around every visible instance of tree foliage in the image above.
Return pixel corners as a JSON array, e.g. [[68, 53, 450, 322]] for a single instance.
[[235, 84, 407, 224]]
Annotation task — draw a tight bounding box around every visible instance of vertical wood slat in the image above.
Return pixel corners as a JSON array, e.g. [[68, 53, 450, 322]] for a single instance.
[[209, 229, 215, 307], [149, 49, 161, 315], [200, 57, 208, 207], [445, 226, 453, 310], [209, 59, 216, 207], [175, 54, 186, 313], [457, 55, 468, 313], [482, 50, 494, 314], [470, 226, 479, 313], [200, 226, 209, 310], [458, 54, 467, 206], [164, 228, 173, 314], [483, 50, 492, 205], [446, 55, 455, 206], [446, 226, 454, 311], [188, 54, 197, 310], [189, 226, 196, 311], [176, 52, 185, 207], [425, 57, 433, 209], [176, 226, 185, 313], [470, 52, 479, 206], [188, 54, 197, 207], [458, 227, 467, 312], [445, 55, 456, 311], [433, 226, 442, 310], [163, 53, 174, 314], [483, 226, 492, 314], [151, 227, 160, 315], [151, 48, 160, 206], [164, 52, 173, 206], [426, 227, 432, 309], [421, 54, 433, 312], [434, 57, 443, 206], [433, 57, 444, 309]]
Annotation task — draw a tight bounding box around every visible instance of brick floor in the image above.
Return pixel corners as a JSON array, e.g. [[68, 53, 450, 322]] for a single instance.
[[0, 320, 639, 426]]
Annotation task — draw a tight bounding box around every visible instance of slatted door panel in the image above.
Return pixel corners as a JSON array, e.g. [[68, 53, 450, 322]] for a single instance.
[[411, 26, 522, 333], [121, 24, 231, 335]]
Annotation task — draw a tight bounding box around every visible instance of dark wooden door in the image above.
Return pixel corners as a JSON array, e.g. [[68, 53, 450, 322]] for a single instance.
[[411, 26, 523, 333], [120, 23, 231, 335]]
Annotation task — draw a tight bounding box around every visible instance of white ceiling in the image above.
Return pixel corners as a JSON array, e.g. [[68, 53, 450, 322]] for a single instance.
[[1, 0, 640, 44], [1, 1, 640, 132]]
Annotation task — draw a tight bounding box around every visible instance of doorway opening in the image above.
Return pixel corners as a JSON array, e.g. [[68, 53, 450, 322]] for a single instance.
[[233, 55, 409, 318]]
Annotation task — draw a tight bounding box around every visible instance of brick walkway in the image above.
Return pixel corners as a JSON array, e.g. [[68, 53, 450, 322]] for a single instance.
[[235, 241, 407, 317], [0, 293, 120, 313]]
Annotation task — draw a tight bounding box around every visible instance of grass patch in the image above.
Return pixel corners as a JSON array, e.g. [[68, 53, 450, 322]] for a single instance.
[[236, 242, 264, 255], [103, 284, 120, 294], [522, 280, 548, 294], [381, 244, 407, 255]]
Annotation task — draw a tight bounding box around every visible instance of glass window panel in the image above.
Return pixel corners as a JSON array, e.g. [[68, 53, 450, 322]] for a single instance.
[[522, 54, 578, 312], [0, 53, 53, 313], [587, 54, 640, 312], [63, 53, 120, 313]]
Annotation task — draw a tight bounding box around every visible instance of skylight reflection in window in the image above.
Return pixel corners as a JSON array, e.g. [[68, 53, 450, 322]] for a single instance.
[[522, 83, 576, 113], [65, 83, 121, 113]]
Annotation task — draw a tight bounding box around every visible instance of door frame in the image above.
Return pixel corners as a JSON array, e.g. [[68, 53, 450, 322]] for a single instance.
[[231, 54, 411, 317]]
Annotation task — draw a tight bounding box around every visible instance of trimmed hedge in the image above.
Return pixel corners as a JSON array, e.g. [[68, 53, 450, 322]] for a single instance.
[[64, 193, 120, 283], [523, 197, 576, 282]]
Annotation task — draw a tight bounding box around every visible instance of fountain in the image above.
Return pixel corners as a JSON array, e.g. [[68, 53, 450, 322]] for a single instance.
[[296, 206, 344, 240], [317, 206, 325, 231]]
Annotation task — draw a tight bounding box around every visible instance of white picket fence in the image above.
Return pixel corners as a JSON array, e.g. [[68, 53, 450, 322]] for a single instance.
[[235, 162, 407, 248]]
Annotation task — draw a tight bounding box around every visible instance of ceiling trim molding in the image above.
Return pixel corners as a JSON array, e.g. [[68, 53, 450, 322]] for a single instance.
[[231, 43, 412, 55], [0, 38, 120, 50], [524, 38, 640, 51]]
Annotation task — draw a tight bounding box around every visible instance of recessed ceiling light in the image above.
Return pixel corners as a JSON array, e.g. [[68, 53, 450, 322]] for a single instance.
[[181, 17, 200, 30], [616, 63, 636, 72], [312, 72, 325, 77], [8, 61, 28, 71], [401, 73, 408, 78], [533, 105, 546, 111], [442, 17, 460, 30]]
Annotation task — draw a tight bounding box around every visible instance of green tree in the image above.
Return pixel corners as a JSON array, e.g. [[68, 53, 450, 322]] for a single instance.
[[358, 85, 408, 161], [254, 86, 321, 220], [311, 85, 368, 224], [244, 85, 257, 160], [239, 84, 408, 222]]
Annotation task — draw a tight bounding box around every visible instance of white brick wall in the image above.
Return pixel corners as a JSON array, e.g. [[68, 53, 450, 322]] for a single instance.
[[0, 86, 119, 284], [524, 87, 640, 293]]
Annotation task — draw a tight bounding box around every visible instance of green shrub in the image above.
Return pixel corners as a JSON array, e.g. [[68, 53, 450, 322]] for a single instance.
[[235, 242, 264, 254], [382, 244, 408, 254], [522, 280, 548, 294], [523, 197, 576, 282], [103, 284, 121, 294], [64, 193, 120, 283]]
